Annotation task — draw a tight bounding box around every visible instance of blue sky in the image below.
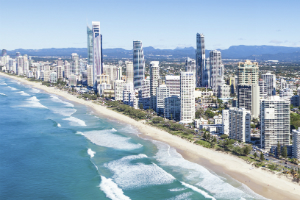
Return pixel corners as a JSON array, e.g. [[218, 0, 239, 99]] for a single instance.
[[1, 0, 299, 50]]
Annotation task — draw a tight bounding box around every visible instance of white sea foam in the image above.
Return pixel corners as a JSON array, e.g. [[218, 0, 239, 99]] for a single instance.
[[0, 82, 7, 85], [76, 131, 84, 136], [17, 96, 48, 109], [166, 192, 193, 200], [50, 95, 74, 107], [31, 88, 40, 93], [17, 91, 30, 96], [111, 128, 117, 132], [0, 93, 6, 96], [152, 140, 266, 200], [63, 116, 86, 126], [51, 107, 77, 116], [181, 182, 216, 200], [57, 123, 61, 127], [100, 176, 131, 200], [83, 130, 142, 150], [8, 86, 18, 90], [169, 188, 186, 192], [87, 148, 96, 158], [104, 154, 175, 189]]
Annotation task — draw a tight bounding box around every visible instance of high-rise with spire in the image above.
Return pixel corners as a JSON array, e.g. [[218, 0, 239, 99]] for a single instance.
[[196, 33, 205, 87], [92, 21, 103, 87], [87, 26, 93, 66]]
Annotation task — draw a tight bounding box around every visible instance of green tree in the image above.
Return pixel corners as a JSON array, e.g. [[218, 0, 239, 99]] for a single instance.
[[195, 108, 205, 119], [152, 117, 163, 124], [243, 145, 252, 156], [260, 152, 265, 161], [220, 134, 228, 139], [282, 146, 288, 158], [212, 137, 217, 143], [253, 152, 257, 159], [203, 132, 207, 140], [277, 141, 281, 158]]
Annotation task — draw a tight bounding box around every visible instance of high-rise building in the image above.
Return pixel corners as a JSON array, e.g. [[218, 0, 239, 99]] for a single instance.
[[125, 61, 134, 84], [56, 66, 63, 79], [114, 80, 126, 101], [279, 88, 293, 101], [229, 107, 251, 142], [133, 40, 145, 89], [260, 96, 290, 151], [2, 49, 7, 56], [150, 61, 159, 110], [238, 60, 259, 85], [237, 84, 260, 118], [180, 72, 195, 123], [196, 33, 205, 87], [185, 57, 197, 87], [217, 84, 231, 99], [87, 65, 94, 87], [203, 58, 210, 87], [261, 72, 276, 96], [138, 78, 150, 110], [87, 26, 93, 65], [292, 128, 300, 160], [164, 95, 181, 121], [165, 75, 180, 96], [92, 21, 103, 87], [117, 66, 122, 80], [71, 53, 79, 75], [222, 110, 229, 135], [209, 50, 224, 94], [156, 84, 170, 115], [259, 79, 267, 99]]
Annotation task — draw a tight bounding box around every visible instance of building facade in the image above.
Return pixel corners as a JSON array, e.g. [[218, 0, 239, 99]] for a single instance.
[[238, 60, 259, 85], [209, 50, 224, 95], [164, 95, 181, 121], [92, 21, 103, 87], [180, 72, 195, 123], [133, 40, 145, 89], [156, 84, 170, 115], [150, 61, 159, 110], [165, 75, 180, 96], [196, 33, 205, 87], [229, 107, 251, 142], [292, 128, 300, 160], [261, 72, 276, 96], [237, 84, 260, 118]]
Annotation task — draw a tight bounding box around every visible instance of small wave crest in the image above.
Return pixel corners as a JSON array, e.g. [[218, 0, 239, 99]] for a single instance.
[[63, 116, 86, 126], [50, 95, 74, 107], [0, 82, 7, 85], [100, 176, 131, 200], [83, 130, 142, 151], [17, 96, 48, 109], [17, 91, 30, 96], [31, 88, 40, 93], [181, 182, 215, 200], [0, 93, 6, 96], [57, 123, 61, 127], [8, 86, 18, 90], [51, 107, 77, 116], [87, 148, 96, 158], [104, 154, 175, 189]]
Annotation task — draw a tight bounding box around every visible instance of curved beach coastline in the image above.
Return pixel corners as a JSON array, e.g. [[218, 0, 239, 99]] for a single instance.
[[1, 72, 300, 200]]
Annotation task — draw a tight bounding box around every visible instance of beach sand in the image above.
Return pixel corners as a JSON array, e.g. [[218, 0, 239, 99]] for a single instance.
[[1, 73, 300, 200]]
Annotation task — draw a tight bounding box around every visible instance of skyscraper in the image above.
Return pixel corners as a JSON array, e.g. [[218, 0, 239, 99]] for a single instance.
[[2, 49, 7, 56], [185, 57, 196, 87], [261, 72, 276, 96], [71, 53, 79, 75], [150, 61, 159, 110], [133, 40, 145, 89], [180, 72, 195, 123], [87, 26, 93, 65], [92, 21, 103, 87], [125, 61, 134, 84], [196, 33, 205, 87], [238, 60, 259, 85], [261, 96, 290, 151], [209, 50, 224, 94]]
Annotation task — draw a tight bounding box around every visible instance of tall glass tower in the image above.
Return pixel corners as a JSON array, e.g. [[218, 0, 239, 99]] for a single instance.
[[133, 40, 145, 89], [87, 26, 93, 66], [196, 33, 205, 87], [92, 21, 103, 87]]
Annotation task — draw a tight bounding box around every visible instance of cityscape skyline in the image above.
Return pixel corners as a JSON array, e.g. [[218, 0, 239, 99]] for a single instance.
[[1, 0, 300, 50]]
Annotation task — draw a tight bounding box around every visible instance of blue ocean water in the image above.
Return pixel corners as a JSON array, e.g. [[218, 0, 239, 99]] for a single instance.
[[0, 76, 266, 200]]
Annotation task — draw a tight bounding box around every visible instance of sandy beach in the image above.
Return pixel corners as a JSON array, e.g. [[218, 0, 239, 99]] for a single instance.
[[1, 72, 300, 200]]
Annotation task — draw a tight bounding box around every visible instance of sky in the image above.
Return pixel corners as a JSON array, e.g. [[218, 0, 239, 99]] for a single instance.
[[1, 0, 300, 50]]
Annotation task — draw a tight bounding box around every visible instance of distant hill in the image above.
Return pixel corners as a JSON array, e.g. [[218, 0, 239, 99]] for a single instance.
[[3, 45, 300, 61]]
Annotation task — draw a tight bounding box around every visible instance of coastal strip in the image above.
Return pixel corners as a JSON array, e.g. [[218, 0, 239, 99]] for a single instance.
[[1, 72, 300, 200]]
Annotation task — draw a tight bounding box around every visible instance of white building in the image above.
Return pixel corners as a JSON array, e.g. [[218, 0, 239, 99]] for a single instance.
[[92, 21, 103, 87], [260, 96, 290, 151], [222, 110, 229, 135], [180, 72, 195, 123], [138, 78, 150, 109], [209, 50, 224, 95], [49, 72, 57, 83], [57, 66, 63, 80], [261, 72, 276, 96], [98, 83, 111, 96], [87, 65, 94, 87], [292, 128, 300, 160], [69, 74, 78, 86], [114, 80, 126, 101], [185, 57, 197, 87], [194, 118, 208, 129], [123, 83, 134, 105], [156, 84, 170, 115], [165, 75, 180, 96], [125, 61, 134, 84], [258, 79, 267, 99], [229, 107, 251, 142], [279, 88, 293, 101], [217, 84, 231, 99], [150, 61, 160, 110]]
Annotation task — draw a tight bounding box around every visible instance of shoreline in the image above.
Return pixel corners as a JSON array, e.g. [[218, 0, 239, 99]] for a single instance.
[[1, 73, 300, 200]]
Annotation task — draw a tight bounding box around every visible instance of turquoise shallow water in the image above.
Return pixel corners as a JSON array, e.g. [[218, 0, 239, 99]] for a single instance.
[[0, 76, 266, 200]]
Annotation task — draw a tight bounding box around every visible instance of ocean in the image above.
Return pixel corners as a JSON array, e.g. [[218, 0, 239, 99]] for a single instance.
[[0, 76, 266, 200]]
